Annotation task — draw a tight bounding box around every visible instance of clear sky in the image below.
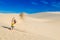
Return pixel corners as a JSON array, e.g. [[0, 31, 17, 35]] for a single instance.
[[0, 0, 60, 14]]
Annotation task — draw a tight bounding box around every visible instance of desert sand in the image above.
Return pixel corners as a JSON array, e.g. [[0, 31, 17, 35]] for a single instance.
[[0, 12, 60, 40]]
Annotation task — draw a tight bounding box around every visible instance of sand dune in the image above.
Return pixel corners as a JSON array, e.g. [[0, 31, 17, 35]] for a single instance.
[[0, 12, 60, 40]]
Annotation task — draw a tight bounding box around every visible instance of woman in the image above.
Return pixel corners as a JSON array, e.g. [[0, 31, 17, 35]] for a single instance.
[[19, 12, 24, 19], [11, 17, 16, 30]]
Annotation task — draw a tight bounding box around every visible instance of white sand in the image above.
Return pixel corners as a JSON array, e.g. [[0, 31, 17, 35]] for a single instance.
[[0, 12, 60, 40]]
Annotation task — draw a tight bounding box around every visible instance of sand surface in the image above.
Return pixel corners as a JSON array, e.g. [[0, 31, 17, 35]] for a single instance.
[[0, 12, 60, 40]]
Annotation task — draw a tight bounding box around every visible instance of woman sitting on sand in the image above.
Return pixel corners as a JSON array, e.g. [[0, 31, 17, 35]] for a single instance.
[[19, 12, 24, 19]]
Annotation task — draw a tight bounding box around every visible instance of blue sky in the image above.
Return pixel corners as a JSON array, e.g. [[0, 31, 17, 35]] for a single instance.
[[0, 0, 60, 14]]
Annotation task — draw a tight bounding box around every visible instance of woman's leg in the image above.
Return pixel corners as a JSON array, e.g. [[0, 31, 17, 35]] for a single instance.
[[11, 24, 14, 30]]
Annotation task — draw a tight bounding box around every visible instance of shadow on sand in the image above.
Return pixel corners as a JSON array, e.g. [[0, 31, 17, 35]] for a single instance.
[[1, 26, 27, 33], [2, 26, 11, 30]]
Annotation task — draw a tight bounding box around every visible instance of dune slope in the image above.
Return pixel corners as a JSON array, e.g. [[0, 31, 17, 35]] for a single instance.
[[0, 13, 60, 40]]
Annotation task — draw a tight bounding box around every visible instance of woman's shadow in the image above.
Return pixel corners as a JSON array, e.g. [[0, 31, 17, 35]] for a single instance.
[[1, 26, 27, 33], [1, 26, 11, 30]]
